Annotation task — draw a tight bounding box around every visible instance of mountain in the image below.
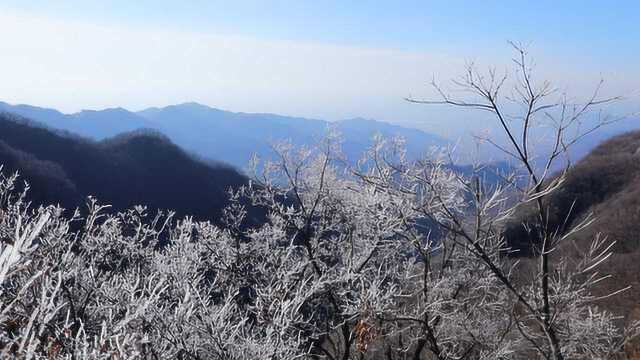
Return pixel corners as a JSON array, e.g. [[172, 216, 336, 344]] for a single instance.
[[0, 102, 154, 139], [71, 107, 155, 138], [0, 101, 447, 170], [0, 112, 250, 224]]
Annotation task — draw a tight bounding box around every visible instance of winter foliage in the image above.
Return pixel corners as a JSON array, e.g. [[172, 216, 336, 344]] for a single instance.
[[0, 132, 637, 359]]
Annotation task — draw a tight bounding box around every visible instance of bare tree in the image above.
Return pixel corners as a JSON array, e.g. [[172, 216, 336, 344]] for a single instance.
[[405, 43, 637, 359]]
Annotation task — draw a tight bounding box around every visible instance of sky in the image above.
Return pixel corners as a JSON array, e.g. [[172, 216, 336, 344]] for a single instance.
[[0, 1, 638, 137]]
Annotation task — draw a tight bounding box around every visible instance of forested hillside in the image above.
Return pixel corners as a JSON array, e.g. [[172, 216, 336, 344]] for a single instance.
[[0, 113, 249, 223], [505, 130, 640, 326]]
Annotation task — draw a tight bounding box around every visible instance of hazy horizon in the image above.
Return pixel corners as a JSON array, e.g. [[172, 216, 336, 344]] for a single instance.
[[1, 1, 638, 138]]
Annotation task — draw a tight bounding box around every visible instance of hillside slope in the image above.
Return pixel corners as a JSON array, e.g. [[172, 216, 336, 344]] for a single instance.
[[505, 130, 640, 324], [0, 113, 249, 223]]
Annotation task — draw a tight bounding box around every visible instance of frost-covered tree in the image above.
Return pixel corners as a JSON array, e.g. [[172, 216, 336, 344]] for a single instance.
[[0, 46, 638, 359]]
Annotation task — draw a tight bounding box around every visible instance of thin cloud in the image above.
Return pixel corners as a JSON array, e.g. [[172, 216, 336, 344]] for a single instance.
[[0, 10, 636, 137]]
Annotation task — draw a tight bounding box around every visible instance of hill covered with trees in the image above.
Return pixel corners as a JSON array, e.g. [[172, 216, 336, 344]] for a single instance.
[[0, 112, 250, 224], [504, 130, 640, 326]]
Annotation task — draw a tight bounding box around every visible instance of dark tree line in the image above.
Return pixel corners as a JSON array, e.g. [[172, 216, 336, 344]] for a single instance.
[[0, 112, 253, 225]]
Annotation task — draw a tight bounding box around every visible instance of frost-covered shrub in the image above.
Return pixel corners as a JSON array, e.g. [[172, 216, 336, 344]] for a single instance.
[[0, 129, 636, 360]]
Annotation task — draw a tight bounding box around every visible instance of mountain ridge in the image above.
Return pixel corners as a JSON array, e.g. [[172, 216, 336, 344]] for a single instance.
[[0, 101, 447, 170]]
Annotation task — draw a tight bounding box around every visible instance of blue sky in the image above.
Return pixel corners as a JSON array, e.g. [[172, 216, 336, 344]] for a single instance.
[[0, 1, 638, 136], [4, 1, 638, 54]]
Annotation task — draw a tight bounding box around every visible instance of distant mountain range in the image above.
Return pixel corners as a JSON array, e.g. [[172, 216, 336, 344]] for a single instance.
[[0, 101, 447, 170]]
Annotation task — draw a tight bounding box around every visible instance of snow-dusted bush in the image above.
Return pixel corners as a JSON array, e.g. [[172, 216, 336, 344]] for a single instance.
[[0, 129, 636, 359]]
